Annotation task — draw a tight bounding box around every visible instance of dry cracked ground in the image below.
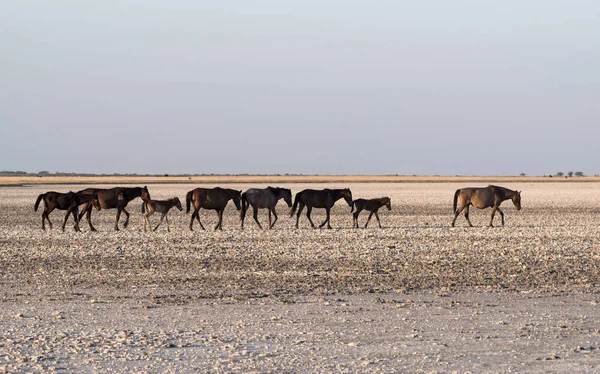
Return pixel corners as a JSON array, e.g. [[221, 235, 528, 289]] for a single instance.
[[1, 182, 600, 372]]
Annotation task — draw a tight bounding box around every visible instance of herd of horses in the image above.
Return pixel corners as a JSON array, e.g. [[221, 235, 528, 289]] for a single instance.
[[33, 185, 522, 232]]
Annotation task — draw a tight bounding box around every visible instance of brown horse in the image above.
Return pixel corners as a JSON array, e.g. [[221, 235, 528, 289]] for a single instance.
[[351, 197, 391, 228], [142, 197, 183, 232], [452, 185, 521, 227], [78, 186, 151, 231], [240, 187, 293, 229], [34, 191, 100, 232], [186, 187, 242, 231], [290, 188, 353, 229]]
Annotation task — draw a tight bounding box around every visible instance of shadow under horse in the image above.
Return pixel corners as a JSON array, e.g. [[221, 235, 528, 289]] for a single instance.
[[34, 191, 100, 232], [78, 186, 151, 231], [186, 187, 242, 231], [452, 185, 521, 227], [290, 188, 353, 229], [240, 187, 293, 229]]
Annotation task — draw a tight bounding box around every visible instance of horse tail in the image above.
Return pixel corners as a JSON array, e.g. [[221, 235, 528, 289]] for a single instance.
[[453, 189, 460, 213], [186, 190, 192, 213], [34, 193, 45, 212], [290, 192, 301, 217], [240, 192, 248, 220], [351, 200, 355, 213]]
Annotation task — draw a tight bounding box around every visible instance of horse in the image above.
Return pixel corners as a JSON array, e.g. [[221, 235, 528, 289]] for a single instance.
[[142, 197, 183, 232], [34, 191, 100, 232], [186, 187, 242, 231], [451, 185, 521, 227], [77, 186, 151, 231], [290, 188, 353, 229], [351, 197, 391, 228], [240, 187, 293, 229]]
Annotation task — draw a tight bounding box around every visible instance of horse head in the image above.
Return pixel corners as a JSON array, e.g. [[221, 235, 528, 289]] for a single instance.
[[173, 197, 183, 211], [232, 190, 242, 211], [141, 186, 151, 201], [384, 197, 392, 211], [281, 188, 293, 207], [342, 189, 353, 206], [512, 190, 522, 211]]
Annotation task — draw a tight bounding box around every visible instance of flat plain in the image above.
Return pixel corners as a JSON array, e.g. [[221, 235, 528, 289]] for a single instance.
[[1, 182, 600, 372]]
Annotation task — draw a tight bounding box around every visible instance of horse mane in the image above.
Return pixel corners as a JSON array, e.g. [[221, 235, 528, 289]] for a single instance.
[[488, 185, 515, 198]]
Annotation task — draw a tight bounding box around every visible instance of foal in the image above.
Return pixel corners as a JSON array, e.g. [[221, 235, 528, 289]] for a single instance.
[[351, 197, 391, 228], [143, 197, 183, 232]]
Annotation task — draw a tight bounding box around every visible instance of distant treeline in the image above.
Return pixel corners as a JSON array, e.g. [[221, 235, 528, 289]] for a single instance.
[[0, 171, 323, 177]]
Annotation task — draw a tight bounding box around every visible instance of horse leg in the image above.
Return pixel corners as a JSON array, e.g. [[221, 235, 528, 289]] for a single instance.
[[451, 202, 468, 227], [122, 208, 130, 228], [268, 209, 272, 229], [84, 205, 96, 232], [77, 202, 88, 223], [196, 209, 206, 230], [214, 209, 223, 231], [489, 206, 498, 227], [165, 215, 170, 232], [270, 208, 278, 229], [497, 207, 505, 226], [41, 210, 47, 231], [365, 211, 374, 228], [72, 208, 81, 232], [295, 203, 305, 229], [62, 208, 73, 232], [145, 211, 154, 232], [464, 206, 474, 227], [154, 214, 166, 232], [375, 210, 382, 228], [306, 206, 316, 228], [45, 207, 54, 230], [189, 210, 195, 231], [319, 208, 331, 229], [114, 208, 123, 231], [252, 206, 263, 229], [353, 207, 363, 228]]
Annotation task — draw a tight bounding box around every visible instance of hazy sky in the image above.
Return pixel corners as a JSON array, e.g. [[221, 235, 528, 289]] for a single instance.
[[1, 1, 599, 175]]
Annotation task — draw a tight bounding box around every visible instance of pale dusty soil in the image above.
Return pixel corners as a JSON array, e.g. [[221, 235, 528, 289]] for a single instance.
[[1, 183, 600, 372]]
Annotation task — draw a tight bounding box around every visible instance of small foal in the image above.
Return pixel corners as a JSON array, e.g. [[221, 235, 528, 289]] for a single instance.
[[351, 197, 392, 228], [143, 197, 183, 232]]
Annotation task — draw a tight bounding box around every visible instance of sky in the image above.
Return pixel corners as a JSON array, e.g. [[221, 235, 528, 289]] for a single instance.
[[1, 1, 599, 176]]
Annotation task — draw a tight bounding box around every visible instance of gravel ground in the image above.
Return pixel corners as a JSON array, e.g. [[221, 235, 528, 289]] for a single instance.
[[1, 182, 600, 372]]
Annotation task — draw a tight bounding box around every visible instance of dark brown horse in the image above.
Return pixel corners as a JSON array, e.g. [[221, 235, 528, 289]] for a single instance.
[[186, 187, 242, 231], [351, 197, 391, 228], [78, 186, 151, 231], [452, 185, 521, 227], [34, 191, 99, 232], [240, 187, 293, 229], [290, 188, 353, 229], [142, 197, 183, 232]]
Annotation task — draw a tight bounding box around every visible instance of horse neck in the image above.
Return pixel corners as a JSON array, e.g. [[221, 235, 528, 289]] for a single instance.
[[496, 187, 515, 201], [329, 189, 345, 201], [224, 189, 238, 200]]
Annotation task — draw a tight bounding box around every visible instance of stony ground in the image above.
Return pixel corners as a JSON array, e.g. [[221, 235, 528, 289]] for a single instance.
[[1, 182, 600, 372]]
